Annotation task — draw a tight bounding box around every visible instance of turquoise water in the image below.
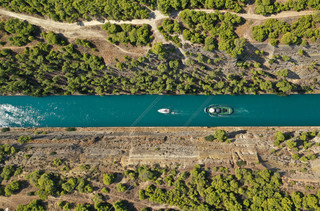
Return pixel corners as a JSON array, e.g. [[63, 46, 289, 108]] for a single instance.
[[0, 95, 320, 127]]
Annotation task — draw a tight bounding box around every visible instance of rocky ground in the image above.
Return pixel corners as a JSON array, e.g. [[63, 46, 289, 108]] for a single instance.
[[1, 126, 320, 209]]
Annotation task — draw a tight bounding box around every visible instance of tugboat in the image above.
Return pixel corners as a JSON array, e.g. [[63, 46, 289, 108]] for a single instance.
[[204, 105, 233, 117], [158, 108, 175, 114]]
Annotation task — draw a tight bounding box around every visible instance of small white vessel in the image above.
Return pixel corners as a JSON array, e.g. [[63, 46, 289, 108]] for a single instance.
[[158, 108, 170, 114]]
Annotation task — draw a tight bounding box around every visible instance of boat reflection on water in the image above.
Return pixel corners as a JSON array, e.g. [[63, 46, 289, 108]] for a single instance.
[[158, 108, 175, 114]]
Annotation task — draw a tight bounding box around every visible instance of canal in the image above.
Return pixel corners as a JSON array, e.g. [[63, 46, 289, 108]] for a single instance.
[[0, 95, 319, 127]]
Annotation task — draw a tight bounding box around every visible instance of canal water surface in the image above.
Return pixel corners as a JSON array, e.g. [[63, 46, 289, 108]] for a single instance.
[[0, 95, 319, 127]]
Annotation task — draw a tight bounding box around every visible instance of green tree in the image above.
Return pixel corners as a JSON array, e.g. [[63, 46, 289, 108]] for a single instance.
[[151, 42, 167, 59], [274, 131, 286, 142], [4, 181, 20, 196], [113, 200, 129, 211], [17, 200, 45, 211], [116, 183, 128, 192], [286, 140, 297, 149], [103, 173, 116, 185], [18, 135, 32, 144], [204, 37, 216, 51], [281, 32, 298, 45], [214, 129, 227, 142]]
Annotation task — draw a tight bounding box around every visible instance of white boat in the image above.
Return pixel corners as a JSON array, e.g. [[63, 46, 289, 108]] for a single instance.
[[158, 108, 171, 114]]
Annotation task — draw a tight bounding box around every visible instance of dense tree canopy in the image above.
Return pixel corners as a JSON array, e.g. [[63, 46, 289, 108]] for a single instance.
[[0, 18, 36, 46], [0, 0, 150, 22], [255, 0, 320, 15], [179, 10, 245, 57], [252, 14, 320, 45], [157, 0, 249, 14], [140, 165, 320, 210], [158, 18, 182, 47], [102, 22, 153, 46]]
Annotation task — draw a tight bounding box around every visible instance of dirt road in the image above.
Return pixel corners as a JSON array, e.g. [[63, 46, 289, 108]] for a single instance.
[[192, 9, 316, 20], [0, 7, 316, 44]]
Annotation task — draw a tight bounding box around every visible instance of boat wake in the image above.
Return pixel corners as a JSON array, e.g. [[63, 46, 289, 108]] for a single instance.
[[235, 108, 249, 113], [0, 104, 43, 127], [169, 111, 187, 115], [158, 109, 186, 115]]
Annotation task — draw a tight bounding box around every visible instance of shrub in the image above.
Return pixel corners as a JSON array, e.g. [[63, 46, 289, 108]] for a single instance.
[[300, 168, 307, 172], [53, 158, 63, 166], [204, 135, 214, 142], [298, 49, 305, 56], [276, 69, 289, 78], [65, 127, 76, 131], [236, 160, 247, 168], [101, 187, 110, 193], [61, 178, 75, 191], [281, 55, 291, 61], [270, 39, 278, 46], [63, 203, 71, 210], [93, 193, 104, 208], [27, 191, 35, 196], [103, 173, 116, 185], [116, 183, 128, 192], [83, 184, 93, 193], [307, 154, 317, 160], [286, 140, 297, 149], [76, 39, 94, 49], [17, 200, 45, 211], [299, 156, 308, 162], [124, 170, 137, 180], [281, 32, 298, 45], [1, 165, 15, 181], [214, 130, 227, 142], [204, 37, 216, 51], [300, 131, 311, 141], [274, 131, 285, 142], [139, 190, 147, 200], [14, 167, 23, 176], [113, 200, 129, 211], [5, 181, 20, 196], [138, 166, 159, 182], [80, 164, 90, 170], [42, 31, 66, 45], [24, 154, 32, 159], [18, 135, 32, 144], [61, 165, 70, 171], [151, 42, 167, 59], [273, 140, 281, 147], [303, 141, 313, 150], [1, 128, 10, 132]]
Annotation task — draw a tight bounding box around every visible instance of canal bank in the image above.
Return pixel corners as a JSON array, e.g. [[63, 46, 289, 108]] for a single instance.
[[1, 126, 320, 187]]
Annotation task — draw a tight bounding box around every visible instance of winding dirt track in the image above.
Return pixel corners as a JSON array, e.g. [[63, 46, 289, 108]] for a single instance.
[[0, 8, 316, 30], [193, 9, 316, 19], [0, 8, 317, 51], [0, 8, 168, 41]]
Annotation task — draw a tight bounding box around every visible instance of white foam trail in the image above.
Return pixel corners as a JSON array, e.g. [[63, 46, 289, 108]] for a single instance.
[[0, 104, 43, 127], [170, 111, 189, 115], [235, 108, 249, 113]]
